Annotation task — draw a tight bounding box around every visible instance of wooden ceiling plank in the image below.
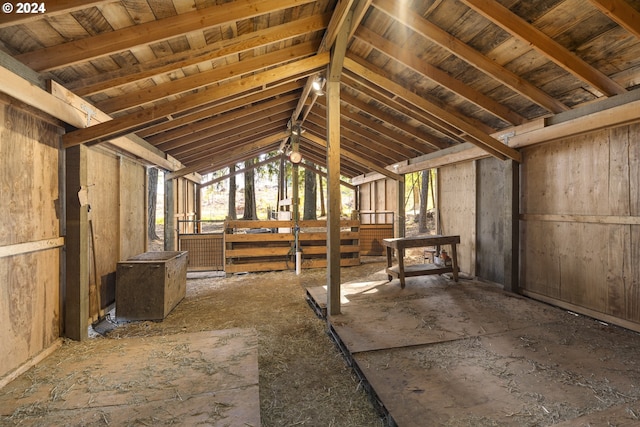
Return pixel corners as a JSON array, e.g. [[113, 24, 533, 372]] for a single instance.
[[62, 53, 330, 148], [305, 113, 401, 165], [138, 80, 304, 138], [303, 131, 403, 181], [292, 0, 367, 124], [354, 26, 526, 126], [372, 0, 569, 114], [344, 56, 522, 162], [177, 124, 288, 165], [341, 73, 465, 143], [589, 0, 640, 39], [338, 92, 443, 151], [16, 0, 317, 71], [165, 111, 292, 156], [0, 1, 111, 29], [306, 111, 407, 164], [200, 155, 282, 187], [462, 0, 627, 97], [314, 96, 435, 155], [97, 40, 320, 113], [168, 130, 289, 179], [346, 54, 496, 136], [148, 95, 299, 146], [71, 12, 330, 96]]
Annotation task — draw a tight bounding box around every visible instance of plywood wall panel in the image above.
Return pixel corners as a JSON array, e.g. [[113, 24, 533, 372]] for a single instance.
[[629, 124, 640, 217], [476, 157, 505, 284], [520, 221, 561, 298], [522, 131, 610, 216], [0, 99, 62, 381], [120, 157, 146, 261], [439, 162, 476, 276], [0, 251, 60, 378], [627, 225, 640, 322], [521, 123, 640, 329], [87, 148, 120, 318], [0, 103, 61, 246]]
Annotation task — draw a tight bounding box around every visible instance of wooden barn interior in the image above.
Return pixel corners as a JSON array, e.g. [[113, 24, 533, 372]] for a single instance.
[[2, 0, 640, 425]]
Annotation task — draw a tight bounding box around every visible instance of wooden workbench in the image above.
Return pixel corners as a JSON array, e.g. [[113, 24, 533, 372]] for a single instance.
[[382, 235, 460, 288]]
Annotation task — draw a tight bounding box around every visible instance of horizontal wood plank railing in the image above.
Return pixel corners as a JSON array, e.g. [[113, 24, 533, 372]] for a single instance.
[[223, 219, 360, 273]]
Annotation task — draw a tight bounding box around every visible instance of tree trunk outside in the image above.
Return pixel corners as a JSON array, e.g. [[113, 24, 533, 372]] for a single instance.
[[303, 166, 317, 220], [243, 159, 258, 220], [147, 167, 159, 240], [318, 174, 326, 217], [419, 169, 429, 233], [228, 165, 237, 220]]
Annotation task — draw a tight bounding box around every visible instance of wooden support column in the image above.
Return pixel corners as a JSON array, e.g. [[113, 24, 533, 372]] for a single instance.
[[164, 174, 176, 251], [326, 10, 352, 317], [397, 177, 406, 238], [64, 145, 89, 341], [326, 76, 341, 316], [195, 183, 202, 233], [503, 160, 520, 293]]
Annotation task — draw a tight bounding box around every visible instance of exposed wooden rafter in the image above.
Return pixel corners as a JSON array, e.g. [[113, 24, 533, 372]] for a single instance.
[[462, 0, 627, 97], [589, 0, 640, 39], [372, 0, 570, 114], [16, 0, 316, 72]]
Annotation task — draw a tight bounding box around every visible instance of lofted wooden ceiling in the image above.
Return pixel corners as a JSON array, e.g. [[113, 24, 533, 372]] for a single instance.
[[1, 0, 640, 180]]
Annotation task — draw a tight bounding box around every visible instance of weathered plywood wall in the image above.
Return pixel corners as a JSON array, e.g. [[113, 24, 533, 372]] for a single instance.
[[439, 162, 476, 276], [87, 148, 120, 321], [476, 157, 505, 284], [66, 145, 147, 337], [0, 99, 62, 380], [520, 124, 640, 328], [119, 157, 146, 262]]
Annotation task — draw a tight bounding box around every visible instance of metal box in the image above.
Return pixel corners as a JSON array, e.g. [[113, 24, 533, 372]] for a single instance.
[[116, 251, 188, 321]]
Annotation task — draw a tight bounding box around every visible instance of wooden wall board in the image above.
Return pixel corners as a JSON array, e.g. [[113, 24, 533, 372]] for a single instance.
[[0, 98, 63, 381], [520, 123, 640, 327], [521, 130, 612, 216], [0, 102, 61, 246], [475, 157, 505, 284], [0, 247, 60, 381], [87, 148, 120, 320], [438, 162, 476, 276], [119, 156, 146, 262]]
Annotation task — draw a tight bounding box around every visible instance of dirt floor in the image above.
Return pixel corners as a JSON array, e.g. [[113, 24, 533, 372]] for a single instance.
[[0, 256, 387, 426]]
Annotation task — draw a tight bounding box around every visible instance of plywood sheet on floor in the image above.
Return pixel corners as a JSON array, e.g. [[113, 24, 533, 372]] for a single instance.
[[0, 329, 260, 426], [308, 275, 640, 426]]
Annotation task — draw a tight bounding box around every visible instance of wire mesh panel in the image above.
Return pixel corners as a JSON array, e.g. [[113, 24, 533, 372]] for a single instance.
[[360, 224, 394, 256], [178, 234, 224, 271]]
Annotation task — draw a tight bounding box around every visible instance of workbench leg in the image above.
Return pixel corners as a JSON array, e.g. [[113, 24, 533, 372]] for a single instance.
[[451, 244, 459, 282], [398, 249, 406, 288], [385, 247, 393, 281]]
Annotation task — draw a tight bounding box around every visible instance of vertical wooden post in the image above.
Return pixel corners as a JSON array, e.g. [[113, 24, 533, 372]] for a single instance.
[[164, 174, 176, 251], [326, 11, 352, 317], [64, 145, 89, 341], [195, 183, 202, 233], [326, 77, 342, 316], [504, 159, 520, 293], [397, 177, 406, 238], [292, 131, 300, 223]]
